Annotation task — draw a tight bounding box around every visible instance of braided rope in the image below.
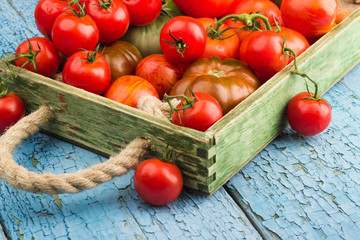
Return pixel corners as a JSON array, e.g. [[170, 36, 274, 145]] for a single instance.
[[0, 95, 172, 194]]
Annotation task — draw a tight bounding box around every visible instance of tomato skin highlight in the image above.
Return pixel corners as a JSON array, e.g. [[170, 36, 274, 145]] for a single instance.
[[51, 11, 99, 57], [62, 51, 111, 95], [104, 75, 159, 108], [15, 37, 60, 78], [287, 92, 332, 136], [134, 158, 183, 206], [0, 94, 26, 134], [172, 92, 223, 131], [87, 0, 130, 43]]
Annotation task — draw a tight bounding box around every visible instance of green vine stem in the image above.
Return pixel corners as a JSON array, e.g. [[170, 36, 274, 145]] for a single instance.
[[92, 0, 113, 10], [163, 89, 197, 123], [283, 45, 320, 100], [207, 13, 273, 40], [162, 146, 174, 163], [7, 40, 41, 73]]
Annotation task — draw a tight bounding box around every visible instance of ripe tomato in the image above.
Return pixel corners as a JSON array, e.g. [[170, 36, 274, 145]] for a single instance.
[[104, 75, 159, 108], [14, 37, 60, 78], [134, 158, 183, 206], [51, 8, 99, 57], [172, 0, 235, 18], [0, 92, 26, 134], [160, 16, 207, 64], [198, 18, 240, 60], [86, 0, 130, 43], [122, 0, 162, 26], [62, 49, 111, 94], [281, 0, 337, 39], [101, 41, 143, 82], [34, 0, 70, 38], [170, 92, 223, 131], [171, 56, 260, 114], [287, 92, 332, 136], [240, 30, 289, 83], [135, 54, 183, 98]]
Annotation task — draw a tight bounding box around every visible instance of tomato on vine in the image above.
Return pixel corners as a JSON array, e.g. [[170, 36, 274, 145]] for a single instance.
[[62, 46, 111, 95], [160, 16, 207, 64], [0, 81, 25, 134], [165, 90, 223, 131], [51, 5, 99, 57], [13, 37, 60, 78], [86, 0, 130, 43], [134, 147, 183, 206]]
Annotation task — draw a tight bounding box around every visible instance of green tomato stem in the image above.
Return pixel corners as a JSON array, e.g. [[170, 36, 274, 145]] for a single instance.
[[163, 88, 197, 123]]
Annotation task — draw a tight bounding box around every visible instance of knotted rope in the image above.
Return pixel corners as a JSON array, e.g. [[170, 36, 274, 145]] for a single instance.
[[0, 95, 177, 194]]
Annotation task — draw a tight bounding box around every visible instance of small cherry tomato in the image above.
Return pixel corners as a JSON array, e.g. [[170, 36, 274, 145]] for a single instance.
[[122, 0, 162, 26], [287, 92, 332, 136], [0, 90, 26, 134], [134, 158, 183, 206], [160, 16, 207, 64], [14, 37, 60, 78], [104, 75, 159, 108], [62, 48, 111, 95], [86, 0, 130, 43], [170, 92, 223, 131], [51, 7, 99, 57]]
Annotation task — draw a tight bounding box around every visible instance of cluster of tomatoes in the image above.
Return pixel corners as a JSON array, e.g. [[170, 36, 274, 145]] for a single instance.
[[0, 0, 350, 205]]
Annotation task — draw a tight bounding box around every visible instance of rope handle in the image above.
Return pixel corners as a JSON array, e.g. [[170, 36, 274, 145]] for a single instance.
[[0, 96, 178, 194]]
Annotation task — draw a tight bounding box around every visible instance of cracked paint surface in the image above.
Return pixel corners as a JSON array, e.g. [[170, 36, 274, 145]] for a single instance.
[[227, 63, 360, 240], [0, 133, 261, 240]]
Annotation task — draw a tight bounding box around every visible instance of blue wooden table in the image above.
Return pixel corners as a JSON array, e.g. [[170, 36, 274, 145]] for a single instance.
[[1, 1, 360, 239]]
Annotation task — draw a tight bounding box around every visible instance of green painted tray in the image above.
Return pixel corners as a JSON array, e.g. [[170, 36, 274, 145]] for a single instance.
[[1, 5, 359, 194]]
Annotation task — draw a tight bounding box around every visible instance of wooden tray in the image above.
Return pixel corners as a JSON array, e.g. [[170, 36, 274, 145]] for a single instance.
[[1, 4, 359, 194]]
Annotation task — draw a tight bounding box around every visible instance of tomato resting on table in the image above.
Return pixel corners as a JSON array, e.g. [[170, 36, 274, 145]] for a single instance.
[[51, 6, 99, 57], [134, 158, 183, 206], [160, 16, 207, 64], [104, 75, 159, 108], [86, 0, 130, 43], [14, 37, 60, 78], [170, 56, 260, 114], [287, 92, 332, 136], [62, 48, 111, 95], [0, 88, 25, 134]]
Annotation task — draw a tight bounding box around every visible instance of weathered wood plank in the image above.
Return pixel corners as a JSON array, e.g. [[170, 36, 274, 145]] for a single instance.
[[0, 133, 262, 240], [206, 8, 360, 193], [226, 63, 360, 239], [0, 224, 6, 240]]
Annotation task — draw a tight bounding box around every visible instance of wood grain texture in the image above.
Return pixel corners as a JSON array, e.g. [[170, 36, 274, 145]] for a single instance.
[[0, 225, 6, 240], [226, 63, 360, 239], [0, 133, 262, 240]]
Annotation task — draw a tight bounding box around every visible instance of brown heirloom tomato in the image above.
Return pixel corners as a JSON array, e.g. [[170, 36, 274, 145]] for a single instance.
[[101, 41, 143, 82], [170, 56, 260, 114]]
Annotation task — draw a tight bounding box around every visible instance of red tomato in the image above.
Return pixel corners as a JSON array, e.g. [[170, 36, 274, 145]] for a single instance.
[[281, 0, 337, 39], [135, 54, 183, 98], [86, 0, 130, 43], [62, 50, 111, 94], [104, 75, 159, 108], [51, 8, 99, 57], [122, 0, 162, 26], [240, 30, 289, 82], [287, 92, 332, 136], [34, 0, 70, 38], [14, 37, 60, 78], [171, 92, 223, 131], [134, 158, 183, 206], [198, 18, 240, 60], [276, 27, 310, 62], [172, 0, 235, 18], [0, 93, 26, 134], [160, 16, 207, 64]]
